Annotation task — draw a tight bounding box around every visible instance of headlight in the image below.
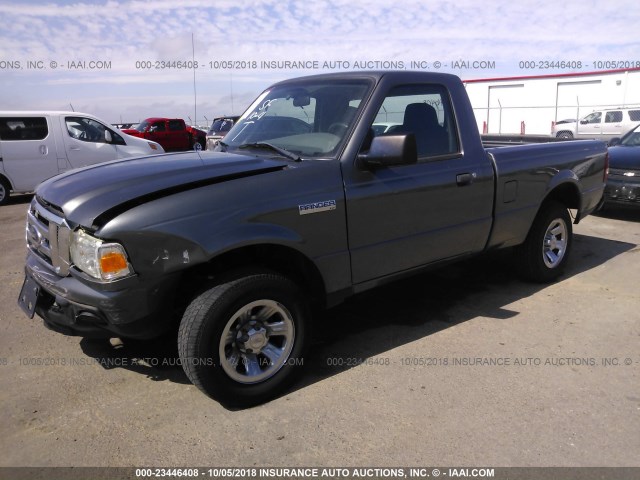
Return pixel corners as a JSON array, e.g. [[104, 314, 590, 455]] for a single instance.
[[70, 229, 133, 281]]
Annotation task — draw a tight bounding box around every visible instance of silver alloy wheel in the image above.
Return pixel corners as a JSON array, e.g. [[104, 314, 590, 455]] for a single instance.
[[219, 299, 295, 384], [193, 141, 203, 151], [542, 218, 568, 268]]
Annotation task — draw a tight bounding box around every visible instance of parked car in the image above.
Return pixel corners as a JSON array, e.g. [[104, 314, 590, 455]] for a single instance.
[[0, 111, 163, 206], [112, 123, 136, 130], [205, 116, 239, 150], [18, 71, 606, 407], [122, 118, 206, 151], [602, 123, 640, 207], [372, 122, 401, 135], [552, 108, 640, 140]]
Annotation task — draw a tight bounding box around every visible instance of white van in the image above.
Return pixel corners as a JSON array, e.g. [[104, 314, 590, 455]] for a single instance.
[[552, 107, 640, 140], [0, 111, 164, 205]]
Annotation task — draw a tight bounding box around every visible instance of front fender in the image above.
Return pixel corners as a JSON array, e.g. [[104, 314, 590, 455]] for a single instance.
[[96, 223, 307, 278]]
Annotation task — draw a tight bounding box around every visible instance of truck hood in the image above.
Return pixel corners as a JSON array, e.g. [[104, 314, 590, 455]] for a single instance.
[[608, 146, 640, 170], [36, 152, 288, 228]]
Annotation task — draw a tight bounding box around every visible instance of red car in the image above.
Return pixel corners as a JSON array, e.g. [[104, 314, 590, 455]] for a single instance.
[[122, 118, 206, 151]]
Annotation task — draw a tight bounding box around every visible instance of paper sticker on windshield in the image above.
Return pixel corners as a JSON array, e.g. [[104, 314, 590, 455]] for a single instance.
[[299, 200, 336, 215]]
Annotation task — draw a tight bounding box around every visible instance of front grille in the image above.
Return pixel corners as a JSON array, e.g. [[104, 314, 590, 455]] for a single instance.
[[26, 198, 71, 276], [605, 186, 640, 203]]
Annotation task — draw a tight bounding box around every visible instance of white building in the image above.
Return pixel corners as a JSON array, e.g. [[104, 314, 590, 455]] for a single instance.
[[464, 68, 640, 135]]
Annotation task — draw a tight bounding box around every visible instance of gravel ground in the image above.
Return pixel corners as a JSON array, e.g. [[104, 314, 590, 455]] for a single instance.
[[1, 195, 638, 468]]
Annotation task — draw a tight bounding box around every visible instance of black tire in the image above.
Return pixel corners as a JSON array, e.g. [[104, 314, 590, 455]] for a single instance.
[[556, 131, 573, 139], [515, 201, 573, 282], [177, 272, 309, 407], [0, 177, 11, 206]]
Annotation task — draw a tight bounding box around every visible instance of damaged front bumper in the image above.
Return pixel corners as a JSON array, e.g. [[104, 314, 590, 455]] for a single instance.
[[19, 251, 180, 339]]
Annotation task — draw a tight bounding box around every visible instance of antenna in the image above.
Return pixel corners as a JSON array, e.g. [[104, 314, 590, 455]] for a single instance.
[[230, 72, 234, 114], [192, 32, 197, 127], [69, 103, 75, 112]]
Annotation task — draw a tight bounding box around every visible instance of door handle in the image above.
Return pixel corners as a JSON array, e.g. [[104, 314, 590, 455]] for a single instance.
[[456, 172, 476, 186]]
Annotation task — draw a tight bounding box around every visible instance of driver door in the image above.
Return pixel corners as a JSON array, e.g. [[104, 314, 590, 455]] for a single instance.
[[576, 111, 602, 138], [343, 83, 494, 284]]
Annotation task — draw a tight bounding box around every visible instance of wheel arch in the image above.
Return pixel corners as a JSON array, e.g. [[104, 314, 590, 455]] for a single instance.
[[541, 179, 582, 222], [0, 173, 13, 188], [178, 243, 328, 309]]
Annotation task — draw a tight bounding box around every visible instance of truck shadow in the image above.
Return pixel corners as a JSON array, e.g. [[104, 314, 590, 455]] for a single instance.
[[79, 327, 191, 385], [6, 193, 33, 206], [293, 232, 635, 394], [77, 232, 635, 401]]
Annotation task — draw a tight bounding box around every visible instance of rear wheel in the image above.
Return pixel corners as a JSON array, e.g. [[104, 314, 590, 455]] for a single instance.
[[557, 131, 573, 139], [516, 201, 573, 282], [177, 272, 309, 407], [0, 177, 11, 206]]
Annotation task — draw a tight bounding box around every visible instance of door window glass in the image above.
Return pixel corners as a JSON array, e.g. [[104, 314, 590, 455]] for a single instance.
[[150, 121, 166, 132], [66, 117, 110, 143], [168, 120, 183, 131], [583, 112, 602, 124], [605, 111, 622, 123], [0, 117, 48, 140], [372, 84, 460, 159]]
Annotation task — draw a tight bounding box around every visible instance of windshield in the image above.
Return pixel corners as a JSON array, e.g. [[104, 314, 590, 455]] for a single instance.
[[218, 80, 371, 158], [620, 124, 640, 146], [209, 118, 235, 135], [134, 121, 150, 132]]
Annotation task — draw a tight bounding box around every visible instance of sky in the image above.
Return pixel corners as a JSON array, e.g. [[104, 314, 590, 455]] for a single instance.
[[0, 0, 639, 126]]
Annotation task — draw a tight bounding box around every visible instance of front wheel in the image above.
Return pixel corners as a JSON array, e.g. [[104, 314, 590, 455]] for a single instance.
[[556, 131, 573, 139], [177, 272, 309, 407], [515, 201, 573, 282]]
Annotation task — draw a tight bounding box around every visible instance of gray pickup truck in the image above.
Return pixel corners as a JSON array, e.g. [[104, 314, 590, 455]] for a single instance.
[[18, 71, 607, 406]]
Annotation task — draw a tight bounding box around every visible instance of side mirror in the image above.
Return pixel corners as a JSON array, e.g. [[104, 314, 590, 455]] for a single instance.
[[580, 120, 588, 125], [357, 134, 418, 169], [608, 137, 621, 146], [149, 126, 157, 132], [105, 130, 113, 143]]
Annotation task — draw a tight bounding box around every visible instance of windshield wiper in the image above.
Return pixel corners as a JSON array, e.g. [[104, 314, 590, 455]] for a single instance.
[[238, 142, 301, 162]]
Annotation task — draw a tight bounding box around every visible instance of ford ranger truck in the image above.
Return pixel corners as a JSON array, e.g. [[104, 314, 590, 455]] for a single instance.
[[18, 71, 608, 407]]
